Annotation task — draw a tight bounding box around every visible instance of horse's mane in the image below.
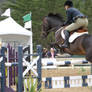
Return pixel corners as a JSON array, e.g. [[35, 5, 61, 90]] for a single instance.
[[48, 13, 64, 21]]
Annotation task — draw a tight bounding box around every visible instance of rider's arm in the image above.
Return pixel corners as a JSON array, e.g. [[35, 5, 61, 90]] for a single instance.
[[63, 9, 72, 26]]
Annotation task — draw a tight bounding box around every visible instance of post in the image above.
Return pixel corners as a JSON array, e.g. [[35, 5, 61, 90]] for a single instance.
[[1, 47, 6, 92], [30, 29, 33, 61], [23, 13, 33, 61], [18, 46, 23, 92], [37, 45, 42, 91]]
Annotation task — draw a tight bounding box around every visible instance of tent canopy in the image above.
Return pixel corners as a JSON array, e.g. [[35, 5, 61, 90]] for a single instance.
[[0, 17, 32, 46]]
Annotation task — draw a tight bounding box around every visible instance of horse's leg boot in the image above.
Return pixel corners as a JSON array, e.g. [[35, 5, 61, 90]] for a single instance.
[[62, 30, 70, 48]]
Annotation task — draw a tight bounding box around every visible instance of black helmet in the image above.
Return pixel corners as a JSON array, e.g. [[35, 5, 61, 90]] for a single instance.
[[64, 0, 73, 7]]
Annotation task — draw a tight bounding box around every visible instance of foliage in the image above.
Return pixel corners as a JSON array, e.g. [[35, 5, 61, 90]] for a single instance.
[[24, 76, 41, 92], [0, 0, 92, 49]]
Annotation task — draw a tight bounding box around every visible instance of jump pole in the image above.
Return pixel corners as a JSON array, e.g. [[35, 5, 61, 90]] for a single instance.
[[37, 45, 42, 91], [18, 46, 23, 92], [1, 47, 6, 92]]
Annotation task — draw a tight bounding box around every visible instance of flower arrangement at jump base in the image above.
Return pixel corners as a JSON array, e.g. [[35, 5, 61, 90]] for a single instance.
[[24, 76, 41, 92]]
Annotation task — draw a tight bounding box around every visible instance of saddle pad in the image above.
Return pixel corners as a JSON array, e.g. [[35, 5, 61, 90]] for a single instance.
[[69, 32, 88, 43]]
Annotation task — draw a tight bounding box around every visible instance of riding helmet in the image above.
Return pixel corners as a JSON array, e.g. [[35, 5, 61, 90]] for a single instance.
[[64, 0, 73, 7]]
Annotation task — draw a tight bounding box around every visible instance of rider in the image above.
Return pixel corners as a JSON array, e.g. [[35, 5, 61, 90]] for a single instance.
[[62, 0, 88, 48]]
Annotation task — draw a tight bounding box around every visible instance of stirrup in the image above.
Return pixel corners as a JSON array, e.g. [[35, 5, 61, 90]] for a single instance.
[[61, 40, 69, 48], [62, 43, 68, 48]]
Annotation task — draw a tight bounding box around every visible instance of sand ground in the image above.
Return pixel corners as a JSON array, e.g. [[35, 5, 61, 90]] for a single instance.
[[41, 57, 92, 92]]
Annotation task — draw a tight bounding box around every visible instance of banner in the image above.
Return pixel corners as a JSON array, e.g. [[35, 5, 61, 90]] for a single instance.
[[23, 13, 31, 22]]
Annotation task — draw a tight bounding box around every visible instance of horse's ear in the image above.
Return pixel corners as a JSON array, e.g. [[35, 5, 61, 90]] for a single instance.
[[55, 13, 62, 17], [55, 13, 64, 20], [48, 13, 54, 17]]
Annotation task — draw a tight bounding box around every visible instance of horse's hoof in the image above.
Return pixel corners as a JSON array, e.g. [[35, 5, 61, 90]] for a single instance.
[[60, 44, 68, 48]]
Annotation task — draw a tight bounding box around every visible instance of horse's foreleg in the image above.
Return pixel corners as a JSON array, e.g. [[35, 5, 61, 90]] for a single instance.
[[85, 49, 92, 63], [49, 42, 64, 53]]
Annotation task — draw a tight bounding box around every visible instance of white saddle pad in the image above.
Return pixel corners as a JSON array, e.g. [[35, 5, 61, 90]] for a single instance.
[[61, 30, 88, 43], [69, 32, 88, 43]]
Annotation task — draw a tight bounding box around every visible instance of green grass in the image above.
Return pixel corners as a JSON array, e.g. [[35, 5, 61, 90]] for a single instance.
[[24, 76, 41, 92]]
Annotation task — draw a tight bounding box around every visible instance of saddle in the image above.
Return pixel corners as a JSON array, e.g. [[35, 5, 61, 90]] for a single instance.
[[69, 27, 88, 43], [70, 27, 88, 35], [61, 27, 88, 43]]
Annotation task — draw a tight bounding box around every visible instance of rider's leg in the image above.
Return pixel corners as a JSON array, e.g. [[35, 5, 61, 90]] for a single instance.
[[61, 23, 79, 48], [65, 18, 88, 31], [62, 30, 70, 48], [61, 18, 88, 48]]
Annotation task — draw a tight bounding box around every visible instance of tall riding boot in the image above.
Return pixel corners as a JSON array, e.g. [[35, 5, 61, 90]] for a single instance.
[[62, 30, 70, 48]]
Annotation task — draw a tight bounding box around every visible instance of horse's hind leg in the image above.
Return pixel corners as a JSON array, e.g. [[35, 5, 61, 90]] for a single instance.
[[86, 49, 92, 63]]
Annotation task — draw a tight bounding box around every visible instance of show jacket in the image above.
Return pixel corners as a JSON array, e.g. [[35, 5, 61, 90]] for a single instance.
[[64, 7, 85, 25]]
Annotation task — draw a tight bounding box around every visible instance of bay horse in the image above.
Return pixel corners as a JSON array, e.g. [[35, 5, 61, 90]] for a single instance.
[[41, 13, 92, 63]]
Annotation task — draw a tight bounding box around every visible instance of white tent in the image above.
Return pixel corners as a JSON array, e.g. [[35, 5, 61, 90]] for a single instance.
[[0, 17, 33, 54]]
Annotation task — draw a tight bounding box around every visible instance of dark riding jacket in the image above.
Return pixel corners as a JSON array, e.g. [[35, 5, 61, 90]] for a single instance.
[[64, 7, 85, 25]]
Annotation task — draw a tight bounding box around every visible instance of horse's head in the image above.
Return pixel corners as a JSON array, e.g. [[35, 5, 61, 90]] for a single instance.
[[41, 13, 64, 39], [41, 16, 51, 38]]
